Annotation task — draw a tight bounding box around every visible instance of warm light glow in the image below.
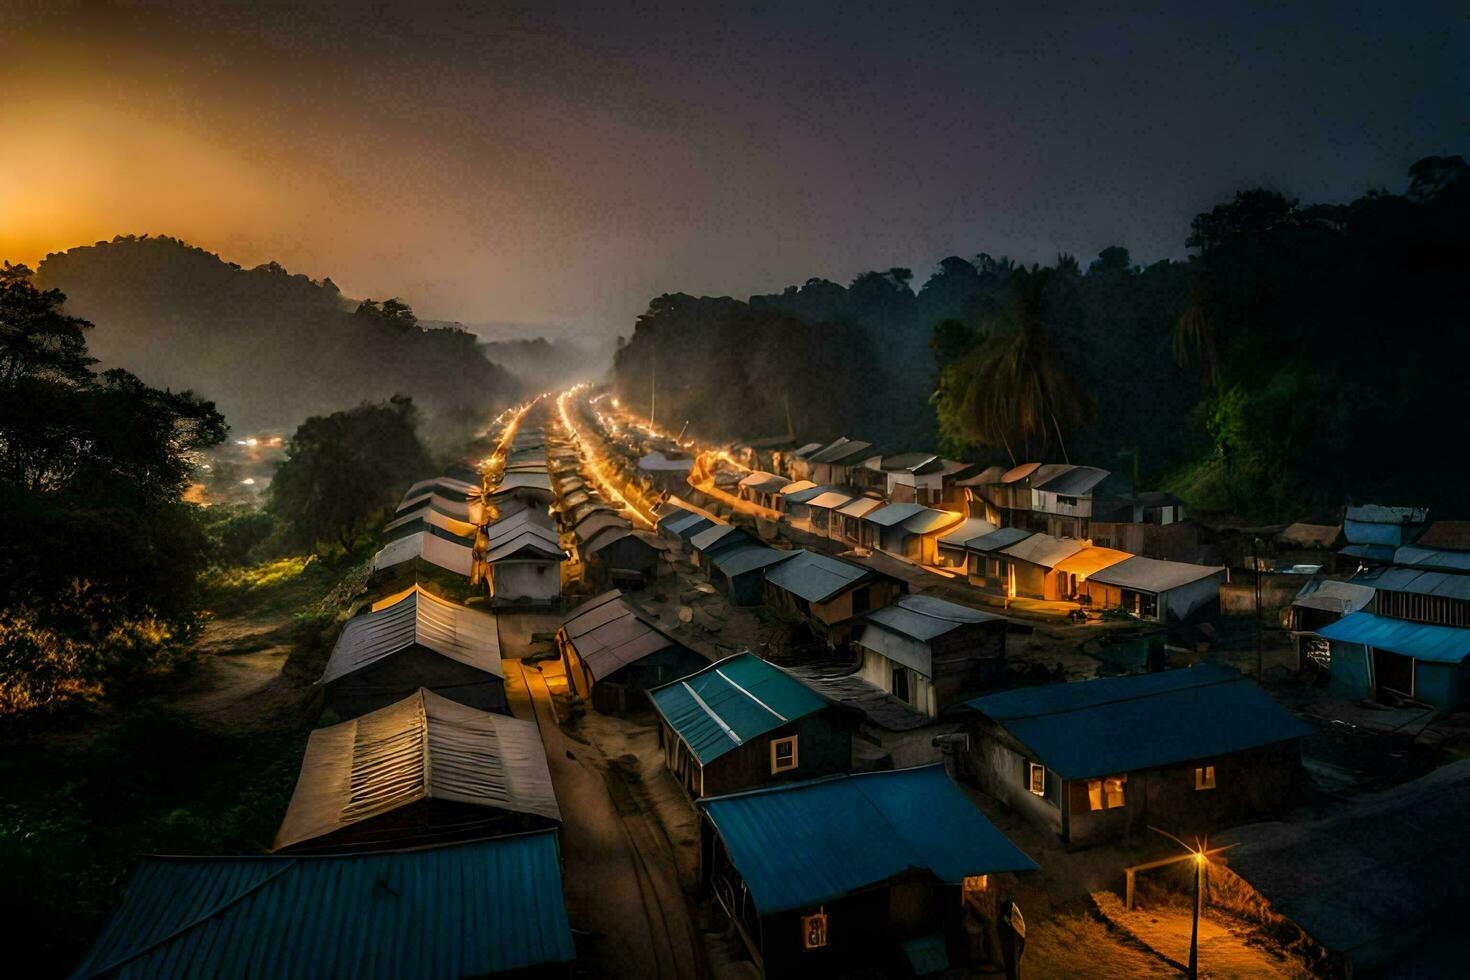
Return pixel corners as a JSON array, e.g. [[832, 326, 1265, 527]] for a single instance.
[[556, 386, 655, 528]]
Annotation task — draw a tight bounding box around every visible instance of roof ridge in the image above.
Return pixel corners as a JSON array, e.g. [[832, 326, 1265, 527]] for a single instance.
[[979, 670, 1244, 722]]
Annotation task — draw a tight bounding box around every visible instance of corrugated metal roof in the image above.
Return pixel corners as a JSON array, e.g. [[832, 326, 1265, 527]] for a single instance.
[[71, 832, 575, 979], [938, 517, 998, 548], [484, 531, 566, 564], [1291, 579, 1376, 615], [711, 544, 797, 578], [966, 526, 1034, 554], [878, 452, 941, 473], [955, 464, 1008, 486], [1339, 543, 1397, 562], [762, 550, 870, 603], [396, 491, 483, 525], [897, 509, 962, 536], [371, 531, 474, 577], [321, 589, 502, 684], [999, 462, 1042, 484], [836, 496, 885, 518], [485, 510, 557, 545], [574, 511, 631, 544], [1000, 531, 1085, 565], [1393, 546, 1470, 573], [738, 470, 786, 490], [1318, 612, 1470, 663], [805, 490, 855, 510], [807, 437, 875, 465], [490, 472, 553, 494], [1053, 546, 1132, 578], [776, 480, 818, 496], [273, 689, 559, 850], [791, 441, 825, 459], [558, 590, 692, 680], [689, 523, 744, 552], [1034, 465, 1110, 495], [966, 665, 1311, 779], [863, 593, 1003, 641], [666, 513, 718, 540], [781, 483, 836, 504], [649, 653, 827, 764], [1369, 567, 1470, 600], [701, 766, 1036, 915], [863, 502, 929, 527], [1086, 555, 1224, 593], [405, 476, 481, 499], [383, 506, 477, 539]]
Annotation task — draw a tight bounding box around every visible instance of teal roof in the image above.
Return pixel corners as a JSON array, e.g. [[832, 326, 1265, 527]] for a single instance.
[[649, 653, 828, 764], [1318, 611, 1470, 664], [701, 766, 1036, 915], [964, 664, 1312, 780], [71, 832, 575, 979]]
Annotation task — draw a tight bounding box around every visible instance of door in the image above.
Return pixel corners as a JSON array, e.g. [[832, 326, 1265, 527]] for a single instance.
[[1373, 647, 1414, 700], [891, 666, 910, 703]]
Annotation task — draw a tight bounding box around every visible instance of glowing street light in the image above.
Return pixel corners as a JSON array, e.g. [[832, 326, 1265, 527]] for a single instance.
[[1146, 827, 1234, 979]]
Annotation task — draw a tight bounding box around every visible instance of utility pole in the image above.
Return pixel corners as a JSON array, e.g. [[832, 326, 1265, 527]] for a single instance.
[[1253, 535, 1264, 683], [1188, 852, 1203, 979], [649, 353, 656, 430]]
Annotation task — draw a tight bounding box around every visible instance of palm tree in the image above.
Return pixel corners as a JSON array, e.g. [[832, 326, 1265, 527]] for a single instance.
[[952, 268, 1094, 464]]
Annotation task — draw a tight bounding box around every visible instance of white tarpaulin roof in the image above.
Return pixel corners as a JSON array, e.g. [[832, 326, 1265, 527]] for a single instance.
[[273, 688, 558, 850], [383, 506, 477, 539]]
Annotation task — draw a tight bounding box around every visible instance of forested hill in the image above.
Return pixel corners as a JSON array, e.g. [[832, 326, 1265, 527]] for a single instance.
[[36, 236, 521, 435], [613, 155, 1470, 520]]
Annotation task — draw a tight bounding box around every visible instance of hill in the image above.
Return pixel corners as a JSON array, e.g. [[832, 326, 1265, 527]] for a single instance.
[[36, 236, 521, 435]]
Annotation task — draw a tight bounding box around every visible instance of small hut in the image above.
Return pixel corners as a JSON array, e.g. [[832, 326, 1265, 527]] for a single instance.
[[556, 590, 708, 714]]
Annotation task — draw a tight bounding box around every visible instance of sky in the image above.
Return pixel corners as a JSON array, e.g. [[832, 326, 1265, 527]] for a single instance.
[[1, 1, 1465, 336]]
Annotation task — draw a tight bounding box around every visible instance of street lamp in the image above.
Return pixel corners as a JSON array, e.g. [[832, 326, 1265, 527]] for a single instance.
[[1146, 827, 1235, 980]]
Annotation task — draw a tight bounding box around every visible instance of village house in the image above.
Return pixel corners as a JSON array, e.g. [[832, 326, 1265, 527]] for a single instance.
[[832, 495, 885, 547], [1026, 464, 1116, 539], [1077, 555, 1225, 623], [556, 590, 709, 714], [638, 448, 694, 494], [1284, 577, 1376, 673], [382, 504, 479, 544], [404, 474, 482, 499], [1339, 503, 1430, 567], [319, 586, 506, 719], [737, 470, 792, 510], [699, 765, 1037, 978], [650, 652, 851, 799], [935, 516, 998, 572], [579, 523, 664, 590], [852, 594, 1007, 717], [873, 453, 970, 507], [991, 532, 1087, 599], [273, 688, 560, 853], [482, 511, 566, 605], [962, 526, 1034, 593], [489, 471, 556, 509], [805, 437, 877, 486], [688, 523, 753, 567], [70, 833, 576, 979], [1049, 545, 1132, 601], [772, 479, 819, 512], [1317, 566, 1470, 714], [762, 549, 906, 644], [707, 543, 797, 606], [960, 665, 1310, 847], [954, 464, 1008, 524], [858, 502, 964, 564], [396, 488, 486, 526], [799, 489, 855, 536], [370, 530, 478, 597]]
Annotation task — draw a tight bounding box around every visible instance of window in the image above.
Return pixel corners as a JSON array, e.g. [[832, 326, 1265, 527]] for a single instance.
[[801, 910, 828, 950], [771, 736, 799, 773], [891, 666, 911, 704], [1028, 762, 1046, 796], [1088, 775, 1128, 810], [1194, 765, 1216, 791], [1057, 494, 1078, 508], [852, 586, 871, 614], [962, 875, 989, 898]]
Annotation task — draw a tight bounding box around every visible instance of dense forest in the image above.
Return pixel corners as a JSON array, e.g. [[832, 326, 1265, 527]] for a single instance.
[[613, 156, 1469, 520], [35, 236, 522, 438]]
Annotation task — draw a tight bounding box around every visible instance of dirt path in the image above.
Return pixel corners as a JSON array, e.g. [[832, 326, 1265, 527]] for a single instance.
[[170, 609, 312, 733], [505, 659, 705, 979]]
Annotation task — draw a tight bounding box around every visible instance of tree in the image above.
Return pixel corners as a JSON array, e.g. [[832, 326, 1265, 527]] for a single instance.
[[355, 297, 419, 332], [268, 396, 433, 553], [940, 269, 1094, 464]]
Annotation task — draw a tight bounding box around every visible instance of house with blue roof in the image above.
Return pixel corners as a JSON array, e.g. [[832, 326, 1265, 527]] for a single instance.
[[960, 665, 1311, 847], [70, 832, 575, 979], [699, 765, 1036, 978], [649, 652, 851, 797], [761, 549, 907, 646], [1317, 566, 1470, 713]]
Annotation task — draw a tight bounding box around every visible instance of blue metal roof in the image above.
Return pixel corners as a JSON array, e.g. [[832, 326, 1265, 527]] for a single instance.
[[1318, 611, 1470, 664], [649, 653, 828, 764], [1339, 543, 1396, 562], [711, 543, 797, 579], [701, 766, 1036, 915], [71, 832, 575, 979], [964, 664, 1312, 780], [762, 549, 870, 602]]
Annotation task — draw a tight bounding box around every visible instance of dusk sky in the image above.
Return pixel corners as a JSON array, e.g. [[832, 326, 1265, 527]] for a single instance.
[[2, 1, 1464, 336]]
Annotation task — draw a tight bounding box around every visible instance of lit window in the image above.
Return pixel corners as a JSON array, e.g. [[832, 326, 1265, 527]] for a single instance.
[[963, 874, 989, 898], [1195, 765, 1216, 791], [771, 736, 799, 773], [1028, 762, 1046, 796], [1090, 775, 1127, 809], [801, 910, 828, 950]]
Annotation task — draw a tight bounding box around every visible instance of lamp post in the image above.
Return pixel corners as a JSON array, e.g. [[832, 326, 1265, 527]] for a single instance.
[[1188, 850, 1204, 979]]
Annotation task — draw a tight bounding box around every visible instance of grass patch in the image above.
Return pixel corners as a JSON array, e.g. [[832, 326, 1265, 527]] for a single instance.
[[204, 555, 336, 618], [0, 706, 307, 975]]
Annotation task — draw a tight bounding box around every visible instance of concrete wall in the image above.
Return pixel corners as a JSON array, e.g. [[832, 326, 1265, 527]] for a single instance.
[[859, 647, 938, 717], [964, 725, 1062, 837], [490, 559, 560, 603]]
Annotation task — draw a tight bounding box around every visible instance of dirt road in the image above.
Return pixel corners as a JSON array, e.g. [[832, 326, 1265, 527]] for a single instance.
[[504, 658, 705, 979]]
